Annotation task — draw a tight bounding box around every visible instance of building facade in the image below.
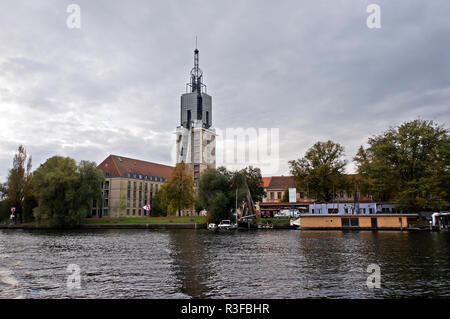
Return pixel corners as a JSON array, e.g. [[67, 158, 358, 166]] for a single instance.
[[94, 155, 174, 218], [175, 46, 216, 187]]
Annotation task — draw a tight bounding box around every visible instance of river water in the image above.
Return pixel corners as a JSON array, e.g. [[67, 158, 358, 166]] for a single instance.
[[0, 229, 449, 298]]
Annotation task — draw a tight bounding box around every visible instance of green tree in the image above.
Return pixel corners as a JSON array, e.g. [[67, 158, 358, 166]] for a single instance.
[[230, 166, 266, 206], [162, 162, 194, 216], [354, 119, 450, 212], [7, 145, 35, 223], [0, 183, 10, 222], [289, 140, 349, 202], [151, 184, 168, 217], [32, 156, 104, 227], [197, 167, 234, 224], [281, 187, 290, 202]]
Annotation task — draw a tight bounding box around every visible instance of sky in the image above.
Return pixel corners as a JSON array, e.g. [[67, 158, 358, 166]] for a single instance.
[[0, 0, 449, 181]]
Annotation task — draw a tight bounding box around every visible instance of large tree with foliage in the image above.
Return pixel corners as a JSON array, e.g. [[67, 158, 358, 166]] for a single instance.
[[32, 156, 104, 226], [150, 185, 168, 217], [7, 145, 36, 223], [161, 162, 194, 216], [0, 183, 10, 221], [197, 167, 234, 224], [289, 140, 349, 202], [230, 166, 266, 208], [354, 119, 449, 212]]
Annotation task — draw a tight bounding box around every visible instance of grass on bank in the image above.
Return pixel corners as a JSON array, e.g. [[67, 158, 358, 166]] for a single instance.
[[255, 218, 291, 224], [82, 216, 207, 225]]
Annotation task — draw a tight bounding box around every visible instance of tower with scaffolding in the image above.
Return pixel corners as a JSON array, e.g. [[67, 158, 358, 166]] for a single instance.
[[175, 44, 216, 188]]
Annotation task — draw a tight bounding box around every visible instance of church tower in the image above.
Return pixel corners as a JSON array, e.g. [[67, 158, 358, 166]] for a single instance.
[[176, 45, 216, 187]]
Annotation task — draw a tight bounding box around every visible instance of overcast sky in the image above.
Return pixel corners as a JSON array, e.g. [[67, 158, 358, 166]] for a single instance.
[[0, 0, 449, 181]]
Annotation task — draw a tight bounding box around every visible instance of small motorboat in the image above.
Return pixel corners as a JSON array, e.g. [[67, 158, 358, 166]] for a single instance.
[[217, 220, 235, 230], [290, 218, 301, 229], [208, 223, 218, 231]]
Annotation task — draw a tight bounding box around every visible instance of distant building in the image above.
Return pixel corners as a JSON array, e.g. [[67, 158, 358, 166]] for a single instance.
[[175, 46, 216, 188], [94, 155, 174, 218]]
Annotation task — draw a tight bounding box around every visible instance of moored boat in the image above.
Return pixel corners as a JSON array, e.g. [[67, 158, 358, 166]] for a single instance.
[[217, 220, 236, 230], [237, 215, 258, 230]]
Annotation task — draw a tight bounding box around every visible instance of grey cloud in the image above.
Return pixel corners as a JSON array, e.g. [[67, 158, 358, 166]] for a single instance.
[[0, 0, 449, 181]]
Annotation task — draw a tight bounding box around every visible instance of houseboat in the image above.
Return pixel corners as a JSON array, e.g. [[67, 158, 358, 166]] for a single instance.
[[299, 214, 419, 231]]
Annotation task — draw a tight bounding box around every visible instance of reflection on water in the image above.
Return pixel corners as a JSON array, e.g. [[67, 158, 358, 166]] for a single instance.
[[0, 229, 449, 298]]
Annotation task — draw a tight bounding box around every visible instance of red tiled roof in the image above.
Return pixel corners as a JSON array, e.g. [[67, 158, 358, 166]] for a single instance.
[[266, 176, 296, 190], [261, 177, 272, 188], [97, 155, 174, 179]]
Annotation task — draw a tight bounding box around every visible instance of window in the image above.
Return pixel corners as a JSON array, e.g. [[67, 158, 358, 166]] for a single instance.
[[138, 209, 141, 216], [270, 192, 274, 200], [342, 218, 350, 227], [350, 218, 359, 226], [105, 172, 110, 177], [340, 191, 344, 198], [92, 210, 96, 216], [103, 209, 108, 216], [132, 209, 136, 216], [126, 209, 130, 216], [277, 192, 281, 199]]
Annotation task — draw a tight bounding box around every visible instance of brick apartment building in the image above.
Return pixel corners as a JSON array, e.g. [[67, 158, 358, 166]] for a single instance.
[[94, 155, 174, 218]]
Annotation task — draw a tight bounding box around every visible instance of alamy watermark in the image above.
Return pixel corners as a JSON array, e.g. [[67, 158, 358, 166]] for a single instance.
[[366, 4, 381, 29], [366, 263, 381, 289], [66, 4, 81, 29], [67, 263, 81, 290], [216, 127, 279, 173], [172, 127, 280, 174]]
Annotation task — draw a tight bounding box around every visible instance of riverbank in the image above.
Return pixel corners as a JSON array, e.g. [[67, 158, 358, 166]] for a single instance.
[[0, 216, 292, 230]]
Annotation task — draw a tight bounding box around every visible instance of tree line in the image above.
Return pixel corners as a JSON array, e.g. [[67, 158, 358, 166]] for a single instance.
[[1, 149, 103, 227], [289, 119, 449, 213], [155, 163, 266, 224]]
